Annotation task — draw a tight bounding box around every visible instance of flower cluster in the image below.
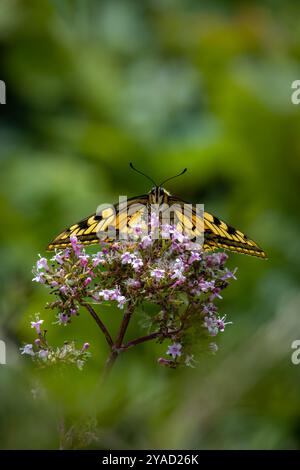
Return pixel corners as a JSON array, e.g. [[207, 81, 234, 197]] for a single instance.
[[20, 314, 91, 370], [28, 223, 237, 369]]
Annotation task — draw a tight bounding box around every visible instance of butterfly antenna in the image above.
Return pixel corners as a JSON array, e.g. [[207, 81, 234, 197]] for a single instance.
[[159, 168, 187, 186], [129, 162, 157, 186]]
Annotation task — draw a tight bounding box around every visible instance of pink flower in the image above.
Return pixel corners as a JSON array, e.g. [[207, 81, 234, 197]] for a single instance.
[[206, 252, 228, 267], [84, 276, 92, 287], [217, 315, 232, 332], [70, 235, 82, 256], [59, 285, 68, 294], [171, 270, 186, 284], [38, 349, 48, 360], [217, 318, 225, 332], [20, 344, 34, 356], [198, 279, 215, 292], [188, 251, 201, 264], [221, 268, 237, 281], [126, 279, 141, 288], [132, 257, 143, 271], [31, 318, 44, 334], [209, 287, 223, 300], [161, 224, 173, 239], [97, 288, 127, 309], [170, 258, 186, 283], [117, 295, 126, 309], [36, 256, 49, 271], [204, 317, 218, 336], [202, 303, 217, 315], [79, 254, 89, 267], [172, 229, 188, 244], [97, 289, 110, 301], [92, 252, 105, 267], [140, 235, 152, 249], [32, 273, 45, 284], [167, 343, 182, 359], [51, 252, 64, 265], [150, 211, 160, 229], [121, 252, 133, 264], [150, 268, 165, 280], [132, 224, 145, 236], [57, 312, 69, 326]]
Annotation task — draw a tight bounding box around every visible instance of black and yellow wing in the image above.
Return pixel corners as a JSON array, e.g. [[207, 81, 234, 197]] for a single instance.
[[168, 196, 266, 259], [202, 210, 266, 258], [47, 195, 149, 250]]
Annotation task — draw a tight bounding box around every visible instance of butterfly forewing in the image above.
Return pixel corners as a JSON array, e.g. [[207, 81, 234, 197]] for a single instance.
[[47, 195, 149, 250]]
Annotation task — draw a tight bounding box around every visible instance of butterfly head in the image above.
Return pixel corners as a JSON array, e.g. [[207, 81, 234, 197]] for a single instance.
[[129, 163, 187, 204], [148, 186, 170, 204]]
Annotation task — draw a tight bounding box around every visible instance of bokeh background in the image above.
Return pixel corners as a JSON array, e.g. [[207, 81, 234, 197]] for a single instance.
[[1, 0, 300, 449]]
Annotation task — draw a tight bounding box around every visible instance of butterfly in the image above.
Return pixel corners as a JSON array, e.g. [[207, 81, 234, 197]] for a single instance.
[[47, 163, 267, 259]]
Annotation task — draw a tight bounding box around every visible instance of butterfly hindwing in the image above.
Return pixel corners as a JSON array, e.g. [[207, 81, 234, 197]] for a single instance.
[[202, 210, 266, 258], [168, 195, 266, 258]]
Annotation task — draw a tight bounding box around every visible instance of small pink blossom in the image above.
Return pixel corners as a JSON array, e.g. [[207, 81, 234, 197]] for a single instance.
[[188, 251, 201, 264], [70, 235, 82, 256], [57, 312, 69, 326], [79, 254, 89, 267], [121, 252, 133, 264], [32, 273, 45, 284], [150, 268, 165, 280], [31, 318, 44, 334], [198, 279, 215, 292], [150, 211, 160, 229], [167, 343, 182, 359], [51, 252, 64, 265], [126, 278, 141, 288], [92, 252, 105, 267], [210, 287, 223, 300], [38, 349, 48, 360], [98, 288, 127, 309], [140, 235, 152, 249], [84, 276, 92, 286], [117, 295, 126, 309], [131, 256, 143, 271], [221, 268, 238, 281], [36, 256, 49, 271], [59, 285, 68, 295], [20, 344, 34, 356]]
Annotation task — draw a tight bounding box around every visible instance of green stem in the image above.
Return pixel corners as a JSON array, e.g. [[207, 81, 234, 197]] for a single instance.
[[121, 328, 181, 351], [102, 303, 134, 380], [81, 302, 113, 348]]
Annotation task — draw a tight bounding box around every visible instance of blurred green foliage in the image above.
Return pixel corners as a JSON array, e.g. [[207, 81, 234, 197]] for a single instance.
[[1, 0, 300, 449]]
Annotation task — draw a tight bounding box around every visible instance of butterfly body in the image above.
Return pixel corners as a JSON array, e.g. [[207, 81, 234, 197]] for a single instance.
[[148, 186, 170, 204], [47, 185, 266, 259]]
